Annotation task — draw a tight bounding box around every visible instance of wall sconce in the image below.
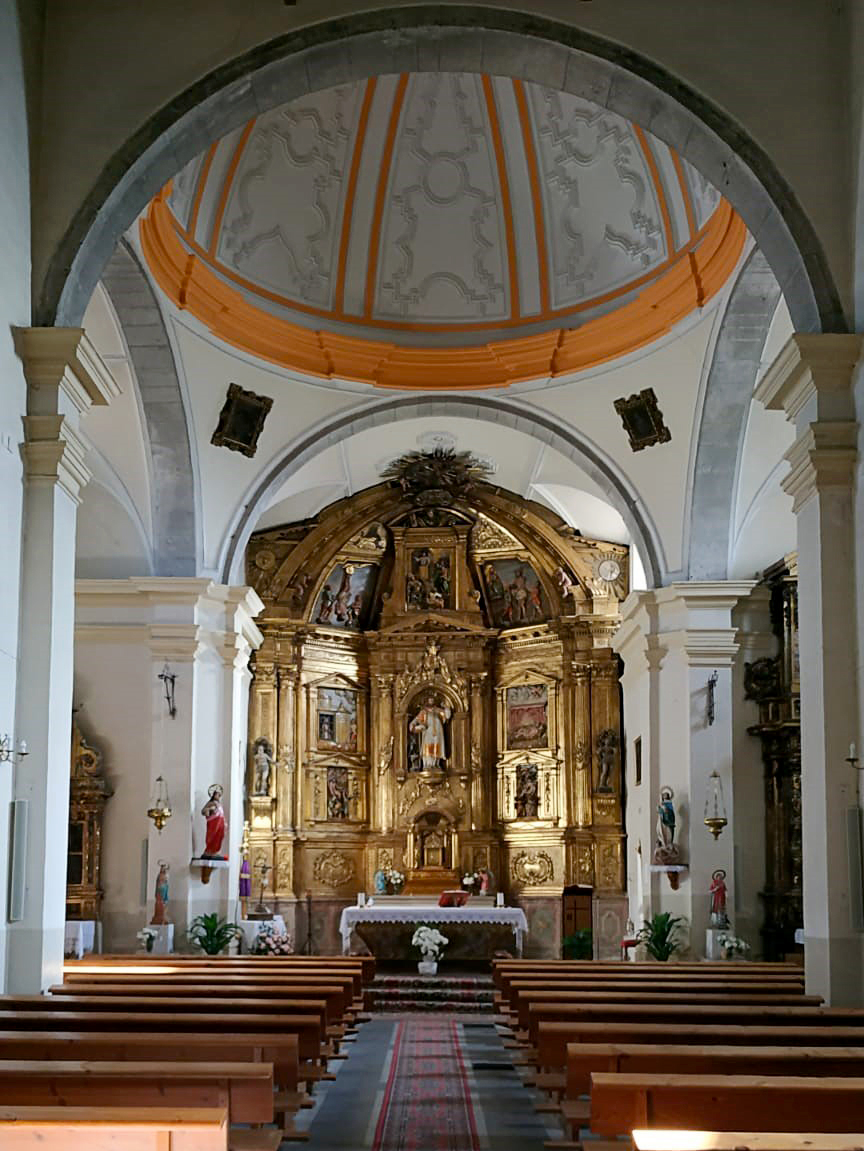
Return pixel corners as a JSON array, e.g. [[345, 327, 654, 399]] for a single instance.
[[157, 664, 177, 719], [703, 770, 728, 839], [0, 735, 29, 764], [706, 670, 719, 726], [847, 742, 863, 770], [147, 775, 173, 831]]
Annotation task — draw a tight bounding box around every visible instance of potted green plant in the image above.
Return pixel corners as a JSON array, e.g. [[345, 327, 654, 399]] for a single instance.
[[636, 911, 685, 962], [187, 912, 242, 956], [562, 928, 593, 960]]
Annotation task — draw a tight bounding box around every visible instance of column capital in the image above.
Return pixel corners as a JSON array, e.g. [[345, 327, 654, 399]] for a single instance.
[[782, 421, 857, 513], [755, 333, 863, 424], [13, 327, 120, 416]]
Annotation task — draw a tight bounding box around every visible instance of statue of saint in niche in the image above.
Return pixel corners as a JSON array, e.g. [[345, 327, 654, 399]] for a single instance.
[[408, 691, 452, 772]]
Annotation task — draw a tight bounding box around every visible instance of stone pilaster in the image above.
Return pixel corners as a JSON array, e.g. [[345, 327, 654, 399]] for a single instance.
[[614, 583, 757, 950], [9, 328, 117, 992], [756, 332, 864, 1004]]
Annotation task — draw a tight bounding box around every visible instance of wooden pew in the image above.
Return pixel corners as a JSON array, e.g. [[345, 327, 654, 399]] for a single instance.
[[589, 1074, 864, 1137], [632, 1134, 864, 1151], [0, 1060, 273, 1124], [66, 954, 376, 989], [536, 1023, 864, 1073], [566, 1043, 864, 1097], [0, 1031, 298, 1090], [0, 1011, 324, 1065], [518, 993, 825, 1034], [0, 1104, 227, 1151], [526, 1003, 864, 1050], [499, 980, 812, 1019], [52, 979, 357, 1020]]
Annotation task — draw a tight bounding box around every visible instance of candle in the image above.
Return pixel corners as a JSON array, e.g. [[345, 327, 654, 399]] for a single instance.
[[496, 892, 504, 907]]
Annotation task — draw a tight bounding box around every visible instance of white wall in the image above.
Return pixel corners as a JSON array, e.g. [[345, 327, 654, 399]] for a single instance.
[[0, 0, 35, 988]]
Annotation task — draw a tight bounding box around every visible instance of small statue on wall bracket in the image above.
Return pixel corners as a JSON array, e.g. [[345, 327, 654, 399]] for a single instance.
[[651, 785, 686, 889], [201, 784, 227, 859]]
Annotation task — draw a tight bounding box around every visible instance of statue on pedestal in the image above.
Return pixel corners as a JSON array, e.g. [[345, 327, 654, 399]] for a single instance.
[[710, 868, 729, 928], [150, 861, 170, 926], [252, 739, 273, 796]]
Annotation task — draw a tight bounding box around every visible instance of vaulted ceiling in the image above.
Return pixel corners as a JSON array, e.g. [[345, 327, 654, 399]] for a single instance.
[[141, 71, 744, 390]]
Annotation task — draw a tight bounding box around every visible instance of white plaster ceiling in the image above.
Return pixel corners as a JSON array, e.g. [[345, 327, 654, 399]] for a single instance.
[[167, 72, 719, 342]]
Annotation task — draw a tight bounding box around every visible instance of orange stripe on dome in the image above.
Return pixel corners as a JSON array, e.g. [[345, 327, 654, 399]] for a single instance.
[[186, 141, 217, 242], [208, 119, 255, 257], [482, 75, 520, 320], [671, 149, 697, 243], [512, 79, 550, 315], [140, 188, 744, 391], [364, 73, 409, 320], [334, 77, 377, 315], [633, 123, 674, 260]]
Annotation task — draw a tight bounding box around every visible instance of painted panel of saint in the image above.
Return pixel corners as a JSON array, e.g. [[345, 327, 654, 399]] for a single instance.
[[406, 548, 453, 611], [312, 563, 377, 629], [515, 763, 540, 819], [506, 684, 549, 750], [326, 766, 350, 820], [408, 690, 452, 772], [482, 559, 546, 626], [317, 688, 358, 751]]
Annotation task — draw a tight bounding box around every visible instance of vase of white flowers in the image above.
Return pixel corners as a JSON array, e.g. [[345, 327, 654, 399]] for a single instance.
[[385, 867, 405, 894], [461, 871, 479, 892], [136, 926, 158, 953], [412, 924, 448, 975], [717, 932, 750, 960]]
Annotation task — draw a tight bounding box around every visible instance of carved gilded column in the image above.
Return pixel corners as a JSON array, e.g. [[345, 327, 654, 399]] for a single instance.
[[276, 664, 297, 830], [571, 660, 593, 828], [469, 674, 488, 829], [373, 674, 395, 833]]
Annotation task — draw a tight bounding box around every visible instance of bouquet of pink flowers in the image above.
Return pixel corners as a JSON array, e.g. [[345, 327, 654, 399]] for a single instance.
[[251, 921, 294, 955]]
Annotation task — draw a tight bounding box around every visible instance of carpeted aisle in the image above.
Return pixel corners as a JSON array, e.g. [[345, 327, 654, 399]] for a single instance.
[[296, 1016, 554, 1150]]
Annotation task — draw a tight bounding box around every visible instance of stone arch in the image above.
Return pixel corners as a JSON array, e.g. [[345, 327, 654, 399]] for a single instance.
[[46, 6, 843, 341], [218, 395, 667, 589], [100, 239, 198, 576], [687, 249, 783, 579]]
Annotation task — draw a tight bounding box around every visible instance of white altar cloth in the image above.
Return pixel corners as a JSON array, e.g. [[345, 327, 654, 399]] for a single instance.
[[339, 905, 528, 955]]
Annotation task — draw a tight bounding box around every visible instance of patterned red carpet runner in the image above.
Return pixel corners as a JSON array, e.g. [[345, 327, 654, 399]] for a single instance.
[[371, 1019, 480, 1151]]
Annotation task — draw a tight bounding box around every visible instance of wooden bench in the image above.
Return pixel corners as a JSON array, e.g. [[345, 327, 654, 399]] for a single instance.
[[0, 1104, 228, 1150], [517, 993, 825, 1034], [566, 1043, 864, 1097], [589, 1074, 864, 1137], [536, 1022, 864, 1072], [66, 955, 375, 990], [0, 1059, 273, 1124], [632, 1134, 864, 1151]]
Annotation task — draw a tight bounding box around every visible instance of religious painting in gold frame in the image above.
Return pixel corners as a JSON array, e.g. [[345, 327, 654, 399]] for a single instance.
[[406, 547, 453, 611], [481, 558, 547, 627], [316, 687, 359, 752], [506, 684, 549, 750], [311, 562, 378, 629]]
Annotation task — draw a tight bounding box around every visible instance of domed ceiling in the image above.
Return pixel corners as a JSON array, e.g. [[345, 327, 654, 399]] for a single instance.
[[141, 72, 745, 389]]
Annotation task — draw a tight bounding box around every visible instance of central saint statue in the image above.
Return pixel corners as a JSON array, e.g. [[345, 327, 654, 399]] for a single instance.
[[409, 698, 452, 771]]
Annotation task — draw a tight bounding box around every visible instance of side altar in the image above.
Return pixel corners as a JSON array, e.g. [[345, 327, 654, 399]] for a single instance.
[[339, 896, 529, 959], [243, 448, 628, 957]]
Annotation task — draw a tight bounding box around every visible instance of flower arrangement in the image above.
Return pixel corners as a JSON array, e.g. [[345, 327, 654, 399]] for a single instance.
[[412, 924, 449, 961], [136, 926, 158, 953], [717, 932, 750, 959], [252, 921, 294, 956], [462, 871, 480, 890], [384, 867, 405, 893]]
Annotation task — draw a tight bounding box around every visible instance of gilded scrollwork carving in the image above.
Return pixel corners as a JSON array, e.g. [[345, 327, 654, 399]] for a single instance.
[[377, 735, 395, 775], [511, 850, 554, 886], [313, 850, 355, 888], [276, 845, 292, 891]]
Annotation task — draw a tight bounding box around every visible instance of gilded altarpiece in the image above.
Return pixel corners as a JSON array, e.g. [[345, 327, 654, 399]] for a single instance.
[[244, 457, 627, 956]]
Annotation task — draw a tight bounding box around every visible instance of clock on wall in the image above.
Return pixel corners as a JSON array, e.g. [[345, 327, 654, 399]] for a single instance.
[[595, 556, 621, 584]]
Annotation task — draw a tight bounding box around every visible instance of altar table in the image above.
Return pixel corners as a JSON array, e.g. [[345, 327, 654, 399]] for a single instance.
[[339, 904, 529, 958]]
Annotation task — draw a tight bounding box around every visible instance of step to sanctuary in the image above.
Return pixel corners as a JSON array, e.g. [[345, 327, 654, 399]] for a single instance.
[[368, 972, 496, 1013]]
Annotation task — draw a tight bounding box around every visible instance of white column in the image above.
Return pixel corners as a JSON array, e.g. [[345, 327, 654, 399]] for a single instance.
[[139, 580, 263, 934], [756, 333, 864, 1004], [614, 583, 757, 952], [9, 328, 118, 991]]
